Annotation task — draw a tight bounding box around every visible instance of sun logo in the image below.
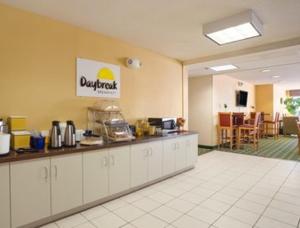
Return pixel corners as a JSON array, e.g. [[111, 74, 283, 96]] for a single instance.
[[97, 68, 115, 81]]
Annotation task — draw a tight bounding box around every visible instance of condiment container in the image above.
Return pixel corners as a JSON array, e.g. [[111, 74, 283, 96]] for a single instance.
[[30, 136, 45, 150], [149, 126, 156, 136], [11, 131, 31, 150]]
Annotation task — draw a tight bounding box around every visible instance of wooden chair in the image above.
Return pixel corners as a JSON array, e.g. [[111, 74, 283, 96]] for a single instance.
[[232, 112, 245, 126], [247, 112, 265, 138], [217, 112, 238, 150], [245, 112, 256, 125], [238, 112, 261, 150], [264, 112, 280, 139], [258, 112, 265, 138]]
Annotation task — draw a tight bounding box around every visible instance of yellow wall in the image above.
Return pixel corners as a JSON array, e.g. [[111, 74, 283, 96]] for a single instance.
[[255, 84, 273, 121], [0, 4, 183, 130]]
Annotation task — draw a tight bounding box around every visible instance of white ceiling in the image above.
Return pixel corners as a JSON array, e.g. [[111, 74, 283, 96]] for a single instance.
[[187, 45, 300, 89], [227, 63, 300, 90], [1, 0, 300, 61]]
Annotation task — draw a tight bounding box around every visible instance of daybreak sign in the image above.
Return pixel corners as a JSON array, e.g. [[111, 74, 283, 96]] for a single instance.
[[76, 58, 120, 98]]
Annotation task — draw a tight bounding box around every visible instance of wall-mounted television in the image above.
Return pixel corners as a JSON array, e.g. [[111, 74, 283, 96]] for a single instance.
[[236, 90, 248, 107]]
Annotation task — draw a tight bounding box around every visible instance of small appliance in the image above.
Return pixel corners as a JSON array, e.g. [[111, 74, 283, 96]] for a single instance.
[[148, 118, 177, 134], [50, 121, 62, 148]]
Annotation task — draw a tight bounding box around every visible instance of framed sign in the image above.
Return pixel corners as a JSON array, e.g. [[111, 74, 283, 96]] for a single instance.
[[76, 58, 120, 98]]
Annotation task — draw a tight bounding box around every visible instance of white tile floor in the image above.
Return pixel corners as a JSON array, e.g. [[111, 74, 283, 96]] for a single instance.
[[42, 151, 300, 228]]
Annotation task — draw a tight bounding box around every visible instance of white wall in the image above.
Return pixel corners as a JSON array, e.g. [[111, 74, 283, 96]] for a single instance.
[[273, 84, 286, 117], [188, 74, 255, 146], [212, 75, 255, 144], [212, 75, 255, 114], [188, 75, 214, 146]]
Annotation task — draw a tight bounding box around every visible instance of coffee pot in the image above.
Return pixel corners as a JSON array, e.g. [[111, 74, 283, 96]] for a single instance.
[[64, 120, 76, 147], [50, 121, 62, 148]]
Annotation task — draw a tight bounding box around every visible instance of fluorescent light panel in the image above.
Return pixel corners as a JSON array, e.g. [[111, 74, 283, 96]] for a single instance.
[[203, 10, 263, 45], [206, 23, 260, 45], [210, 64, 237, 72]]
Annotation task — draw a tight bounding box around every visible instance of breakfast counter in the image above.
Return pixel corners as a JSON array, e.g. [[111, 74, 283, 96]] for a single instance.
[[0, 131, 198, 228], [0, 131, 198, 164]]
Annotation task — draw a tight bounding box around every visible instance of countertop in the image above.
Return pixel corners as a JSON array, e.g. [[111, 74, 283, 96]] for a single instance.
[[0, 131, 198, 163]]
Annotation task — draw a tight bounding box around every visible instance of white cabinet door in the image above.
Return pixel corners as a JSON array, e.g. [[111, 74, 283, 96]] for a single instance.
[[109, 146, 130, 195], [175, 138, 187, 171], [0, 163, 10, 228], [148, 141, 163, 181], [162, 138, 176, 175], [11, 158, 51, 228], [131, 144, 148, 187], [51, 153, 83, 215], [186, 135, 198, 167], [83, 150, 109, 204]]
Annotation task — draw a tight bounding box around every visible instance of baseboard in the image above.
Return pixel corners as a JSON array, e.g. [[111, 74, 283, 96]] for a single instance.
[[198, 144, 218, 149]]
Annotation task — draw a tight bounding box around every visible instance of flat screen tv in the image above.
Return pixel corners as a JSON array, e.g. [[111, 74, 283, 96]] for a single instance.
[[236, 90, 248, 107]]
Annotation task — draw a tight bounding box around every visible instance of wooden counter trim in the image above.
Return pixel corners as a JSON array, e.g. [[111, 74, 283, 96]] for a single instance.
[[0, 131, 198, 163]]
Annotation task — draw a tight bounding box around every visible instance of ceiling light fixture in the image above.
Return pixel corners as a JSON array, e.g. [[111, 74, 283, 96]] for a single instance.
[[203, 10, 263, 45], [272, 75, 280, 78], [209, 64, 238, 72], [261, 69, 271, 73]]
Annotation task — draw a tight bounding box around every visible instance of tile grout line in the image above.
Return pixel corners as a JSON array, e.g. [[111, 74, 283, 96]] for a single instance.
[[251, 161, 298, 228], [52, 153, 299, 228], [162, 159, 265, 227], [119, 159, 232, 227], [207, 158, 283, 228]]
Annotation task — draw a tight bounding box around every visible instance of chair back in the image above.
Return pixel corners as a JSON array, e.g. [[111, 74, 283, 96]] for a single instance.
[[250, 112, 256, 119], [260, 112, 265, 122], [218, 112, 232, 127], [254, 112, 261, 127], [274, 112, 280, 122], [232, 112, 244, 126]]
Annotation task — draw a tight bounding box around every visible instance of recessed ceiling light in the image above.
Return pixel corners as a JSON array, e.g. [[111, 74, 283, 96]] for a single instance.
[[272, 75, 280, 78], [261, 69, 271, 73], [203, 10, 263, 45], [209, 64, 238, 72]]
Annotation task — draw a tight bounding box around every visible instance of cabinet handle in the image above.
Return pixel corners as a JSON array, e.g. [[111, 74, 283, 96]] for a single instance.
[[144, 149, 149, 158], [43, 167, 48, 181], [111, 155, 115, 166], [177, 142, 180, 149], [149, 148, 153, 156], [54, 165, 58, 179], [103, 157, 108, 167], [173, 143, 177, 150]]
